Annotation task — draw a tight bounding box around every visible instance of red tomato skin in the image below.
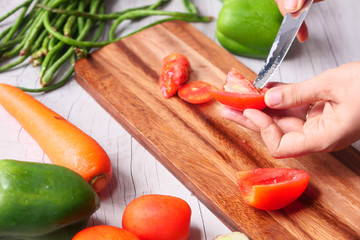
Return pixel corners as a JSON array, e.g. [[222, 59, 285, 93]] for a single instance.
[[236, 168, 310, 210], [209, 68, 267, 111], [122, 194, 191, 240], [72, 225, 140, 240], [159, 53, 190, 99], [178, 81, 213, 104], [209, 86, 266, 111]]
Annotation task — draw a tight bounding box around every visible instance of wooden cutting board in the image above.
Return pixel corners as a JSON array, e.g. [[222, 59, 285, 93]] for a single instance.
[[74, 20, 360, 239]]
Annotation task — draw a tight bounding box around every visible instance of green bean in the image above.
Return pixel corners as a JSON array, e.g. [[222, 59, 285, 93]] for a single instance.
[[1, 0, 212, 92], [36, 1, 169, 21], [18, 54, 75, 92], [0, 36, 24, 51], [92, 2, 105, 42], [46, 2, 76, 51], [40, 41, 64, 77], [21, 0, 61, 56], [0, 29, 48, 71], [77, 0, 85, 31], [109, 9, 211, 40], [0, 55, 28, 72], [63, 15, 76, 36], [148, 0, 171, 10], [181, 0, 198, 15], [41, 0, 102, 86], [0, 0, 33, 23], [43, 9, 211, 48], [2, 7, 29, 44], [0, 28, 12, 42]]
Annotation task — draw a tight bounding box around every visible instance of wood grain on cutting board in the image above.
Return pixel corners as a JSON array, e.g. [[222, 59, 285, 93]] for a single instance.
[[74, 20, 360, 239]]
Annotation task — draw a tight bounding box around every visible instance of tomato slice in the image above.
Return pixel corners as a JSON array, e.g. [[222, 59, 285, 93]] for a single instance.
[[178, 81, 213, 104], [236, 168, 310, 210], [209, 68, 266, 111]]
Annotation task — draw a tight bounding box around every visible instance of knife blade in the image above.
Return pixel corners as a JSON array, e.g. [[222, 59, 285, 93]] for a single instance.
[[253, 0, 313, 89]]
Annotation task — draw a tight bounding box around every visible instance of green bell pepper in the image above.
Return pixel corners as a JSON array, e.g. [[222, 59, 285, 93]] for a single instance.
[[216, 0, 283, 58], [0, 159, 100, 240]]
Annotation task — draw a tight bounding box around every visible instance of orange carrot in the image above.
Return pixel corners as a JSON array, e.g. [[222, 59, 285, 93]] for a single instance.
[[0, 83, 112, 192]]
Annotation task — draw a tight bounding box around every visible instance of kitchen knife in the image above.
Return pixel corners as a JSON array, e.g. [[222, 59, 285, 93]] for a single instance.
[[253, 0, 314, 89]]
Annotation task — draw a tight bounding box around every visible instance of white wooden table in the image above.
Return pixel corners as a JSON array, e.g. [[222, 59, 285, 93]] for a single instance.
[[1, 1, 359, 239]]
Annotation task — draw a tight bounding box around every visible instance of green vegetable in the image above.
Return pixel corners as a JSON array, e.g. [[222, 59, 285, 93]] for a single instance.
[[0, 159, 99, 239], [0, 0, 211, 92], [216, 0, 283, 58]]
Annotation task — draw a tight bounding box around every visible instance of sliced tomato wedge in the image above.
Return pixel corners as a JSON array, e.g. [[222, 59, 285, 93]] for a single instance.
[[236, 168, 310, 210], [209, 68, 267, 111], [209, 86, 266, 111], [159, 53, 190, 99], [178, 81, 213, 104]]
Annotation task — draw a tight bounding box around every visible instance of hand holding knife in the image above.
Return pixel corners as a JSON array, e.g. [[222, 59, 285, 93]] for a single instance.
[[253, 0, 314, 89]]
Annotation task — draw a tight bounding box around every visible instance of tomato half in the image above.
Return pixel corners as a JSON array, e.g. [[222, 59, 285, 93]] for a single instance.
[[209, 68, 266, 111], [236, 168, 310, 210], [178, 81, 213, 104]]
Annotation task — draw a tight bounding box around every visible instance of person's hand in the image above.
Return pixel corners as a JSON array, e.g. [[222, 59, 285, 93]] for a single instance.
[[221, 62, 360, 158], [274, 0, 324, 42]]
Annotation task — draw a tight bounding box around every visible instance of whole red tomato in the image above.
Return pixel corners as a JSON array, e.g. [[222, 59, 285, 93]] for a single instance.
[[122, 194, 191, 240], [72, 225, 139, 240]]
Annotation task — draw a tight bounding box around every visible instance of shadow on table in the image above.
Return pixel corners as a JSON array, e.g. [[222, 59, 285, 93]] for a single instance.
[[189, 226, 205, 240]]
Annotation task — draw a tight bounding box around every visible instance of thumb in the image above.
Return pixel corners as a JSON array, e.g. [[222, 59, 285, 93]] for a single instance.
[[265, 76, 329, 109], [274, 0, 306, 15]]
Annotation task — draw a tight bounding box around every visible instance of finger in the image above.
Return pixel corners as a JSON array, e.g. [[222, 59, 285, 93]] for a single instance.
[[297, 22, 309, 42], [264, 72, 332, 109], [243, 109, 284, 156], [274, 0, 306, 15], [273, 116, 305, 133], [244, 109, 321, 158], [221, 107, 259, 131]]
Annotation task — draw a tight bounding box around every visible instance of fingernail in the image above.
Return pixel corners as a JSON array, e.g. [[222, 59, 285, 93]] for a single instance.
[[284, 0, 299, 11], [265, 91, 282, 107]]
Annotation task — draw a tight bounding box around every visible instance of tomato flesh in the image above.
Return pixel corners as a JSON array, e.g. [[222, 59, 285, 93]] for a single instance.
[[178, 81, 213, 104], [236, 168, 310, 210], [209, 68, 266, 111]]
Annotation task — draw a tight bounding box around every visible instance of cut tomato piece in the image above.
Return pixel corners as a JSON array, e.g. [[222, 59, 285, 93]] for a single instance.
[[209, 68, 266, 111], [178, 81, 213, 104], [209, 86, 266, 111], [159, 53, 190, 99], [223, 68, 259, 94], [236, 168, 310, 210]]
